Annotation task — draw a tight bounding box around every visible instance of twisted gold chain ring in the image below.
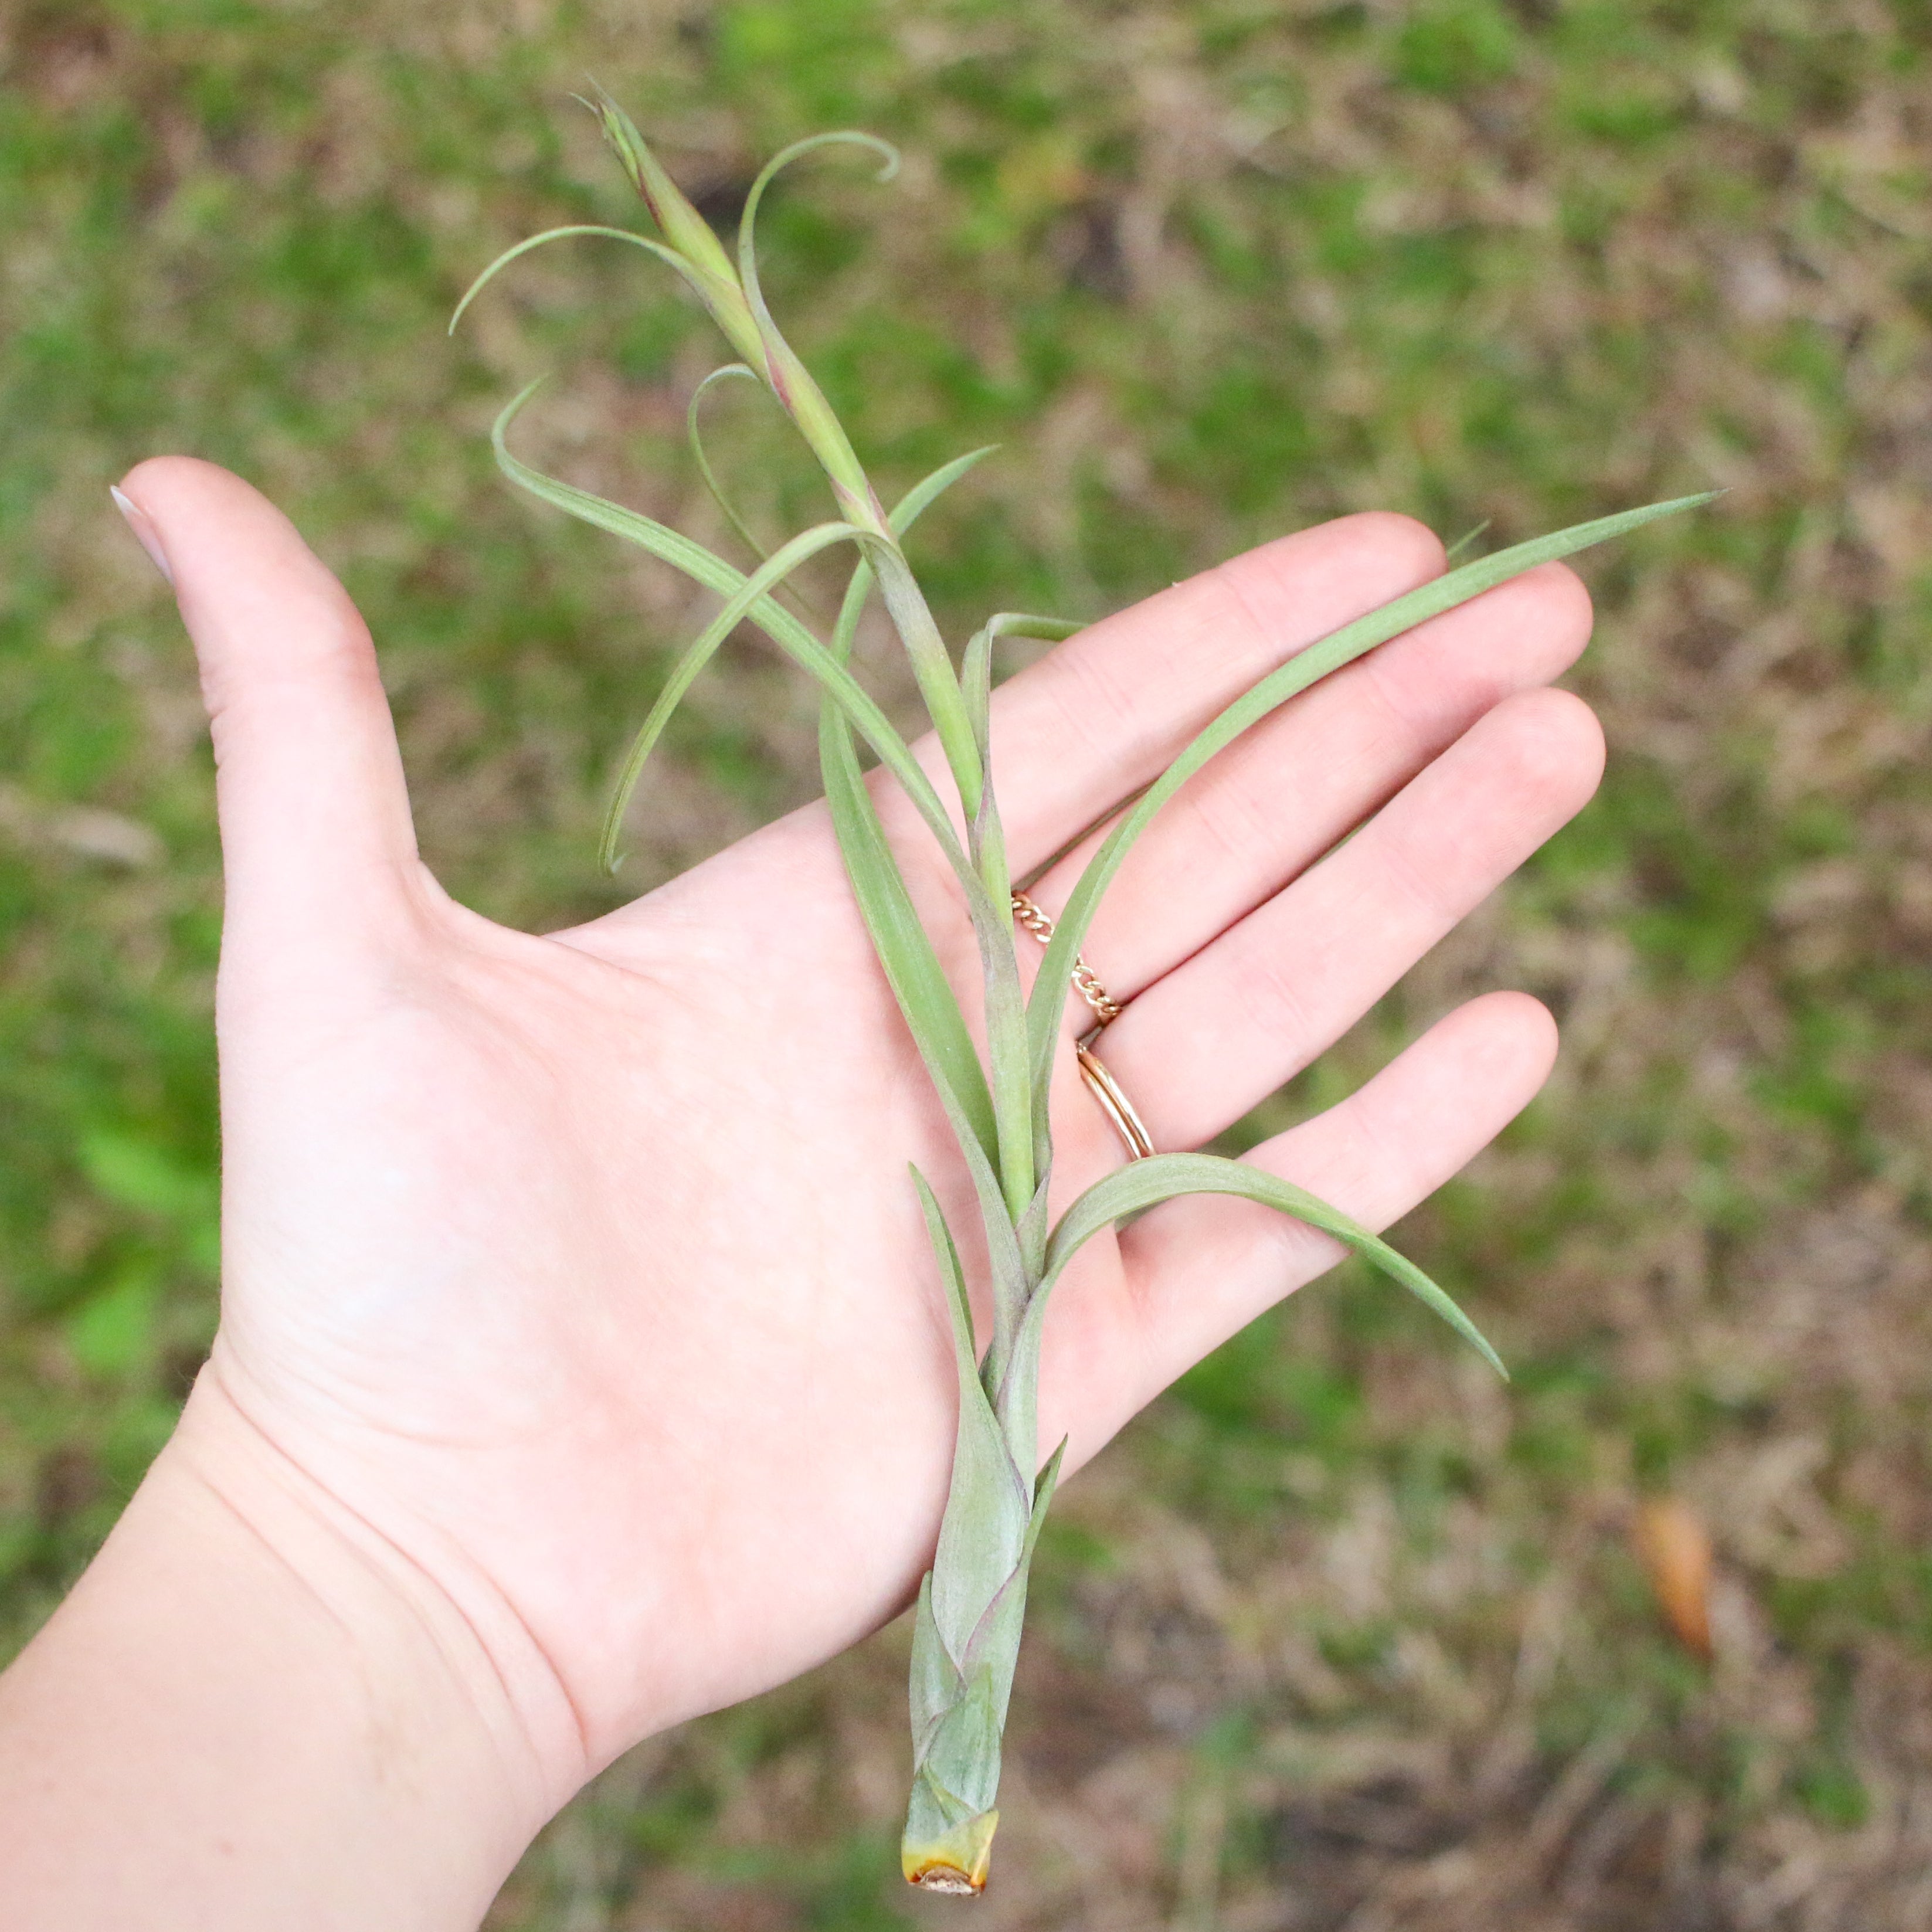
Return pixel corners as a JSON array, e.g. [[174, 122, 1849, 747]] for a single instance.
[[1009, 888, 1121, 1025], [1009, 891, 1154, 1161]]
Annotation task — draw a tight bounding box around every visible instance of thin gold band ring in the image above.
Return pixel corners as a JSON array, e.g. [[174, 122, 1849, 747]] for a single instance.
[[1010, 891, 1155, 1162]]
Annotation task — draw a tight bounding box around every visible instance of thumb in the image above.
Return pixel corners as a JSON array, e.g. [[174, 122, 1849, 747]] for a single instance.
[[113, 457, 422, 946]]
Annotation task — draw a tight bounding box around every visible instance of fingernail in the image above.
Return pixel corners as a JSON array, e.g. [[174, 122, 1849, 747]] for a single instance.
[[109, 484, 174, 585]]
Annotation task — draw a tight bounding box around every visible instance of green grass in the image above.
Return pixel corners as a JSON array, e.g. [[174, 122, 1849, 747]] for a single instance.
[[9, 2, 1932, 1924]]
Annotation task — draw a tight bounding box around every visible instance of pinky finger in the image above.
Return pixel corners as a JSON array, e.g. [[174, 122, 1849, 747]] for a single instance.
[[1116, 990, 1558, 1414]]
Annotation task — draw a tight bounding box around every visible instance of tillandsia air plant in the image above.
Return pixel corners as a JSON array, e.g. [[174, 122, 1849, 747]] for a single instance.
[[453, 93, 1709, 1896]]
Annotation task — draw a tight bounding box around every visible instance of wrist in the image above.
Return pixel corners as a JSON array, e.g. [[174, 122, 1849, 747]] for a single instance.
[[0, 1370, 563, 1930]]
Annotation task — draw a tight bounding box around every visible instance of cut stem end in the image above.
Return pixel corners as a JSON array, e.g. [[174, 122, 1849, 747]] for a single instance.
[[903, 1810, 999, 1894]]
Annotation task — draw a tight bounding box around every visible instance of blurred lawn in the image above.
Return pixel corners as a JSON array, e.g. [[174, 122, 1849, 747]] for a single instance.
[[8, 2, 1932, 1926]]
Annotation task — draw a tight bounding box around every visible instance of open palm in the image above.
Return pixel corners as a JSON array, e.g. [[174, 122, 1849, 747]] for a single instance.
[[123, 454, 1598, 1802]]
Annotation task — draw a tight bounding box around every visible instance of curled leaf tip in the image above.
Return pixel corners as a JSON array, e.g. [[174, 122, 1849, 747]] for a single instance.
[[860, 134, 903, 182], [489, 373, 555, 451], [688, 364, 773, 563], [755, 130, 902, 193]]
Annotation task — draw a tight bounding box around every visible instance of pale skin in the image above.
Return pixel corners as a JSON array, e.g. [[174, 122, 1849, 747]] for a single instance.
[[0, 457, 1602, 1929]]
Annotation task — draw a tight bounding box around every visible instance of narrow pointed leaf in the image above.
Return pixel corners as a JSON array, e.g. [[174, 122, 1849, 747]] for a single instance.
[[449, 225, 703, 337], [961, 1437, 1065, 1733], [581, 89, 765, 364], [889, 446, 1001, 542], [921, 1663, 1003, 1815], [687, 364, 772, 563], [491, 388, 984, 894], [909, 1572, 963, 1753], [815, 445, 1004, 1173], [915, 1161, 979, 1361], [912, 1169, 1031, 1664], [826, 447, 999, 669], [599, 519, 866, 869], [960, 614, 1085, 1305], [585, 87, 743, 294], [734, 133, 899, 520], [965, 871, 1035, 1228], [1011, 1170, 1052, 1305], [864, 537, 986, 823], [957, 630, 1033, 1225], [1045, 1150, 1505, 1376], [960, 616, 1081, 902], [1025, 494, 1718, 1089], [959, 613, 1085, 1226], [491, 378, 765, 599], [820, 712, 1000, 1170]]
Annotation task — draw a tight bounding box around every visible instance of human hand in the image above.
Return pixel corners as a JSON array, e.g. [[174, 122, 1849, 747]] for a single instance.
[[4, 456, 1598, 1923]]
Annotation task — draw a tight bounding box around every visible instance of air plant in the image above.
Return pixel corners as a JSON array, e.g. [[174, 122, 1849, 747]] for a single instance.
[[453, 93, 1708, 1894]]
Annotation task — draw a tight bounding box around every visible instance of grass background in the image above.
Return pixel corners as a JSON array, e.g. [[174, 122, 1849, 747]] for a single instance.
[[6, 1, 1932, 1925]]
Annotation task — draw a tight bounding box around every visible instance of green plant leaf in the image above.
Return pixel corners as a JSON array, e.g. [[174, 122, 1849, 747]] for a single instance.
[[957, 612, 1085, 1355], [1024, 494, 1718, 1094], [817, 446, 1012, 1256], [959, 613, 1084, 905], [1011, 1170, 1052, 1305], [491, 383, 982, 892], [916, 1661, 1001, 1819], [599, 518, 868, 870], [492, 378, 763, 598], [734, 131, 899, 522], [911, 1168, 1032, 1666], [960, 1436, 1064, 1733], [820, 708, 1002, 1177], [866, 538, 987, 823], [447, 224, 697, 337], [580, 89, 766, 366], [908, 1571, 962, 1754], [826, 447, 1000, 670], [583, 87, 743, 297], [686, 364, 772, 564], [957, 626, 1032, 1224], [817, 683, 1011, 1184], [1035, 1149, 1503, 1400]]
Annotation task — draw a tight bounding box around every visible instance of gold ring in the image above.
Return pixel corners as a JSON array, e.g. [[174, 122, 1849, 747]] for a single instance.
[[1074, 1040, 1156, 1162], [1010, 891, 1155, 1162], [1009, 889, 1121, 1025]]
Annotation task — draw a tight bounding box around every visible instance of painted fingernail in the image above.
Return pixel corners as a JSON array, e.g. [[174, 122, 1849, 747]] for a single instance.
[[109, 484, 174, 585]]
